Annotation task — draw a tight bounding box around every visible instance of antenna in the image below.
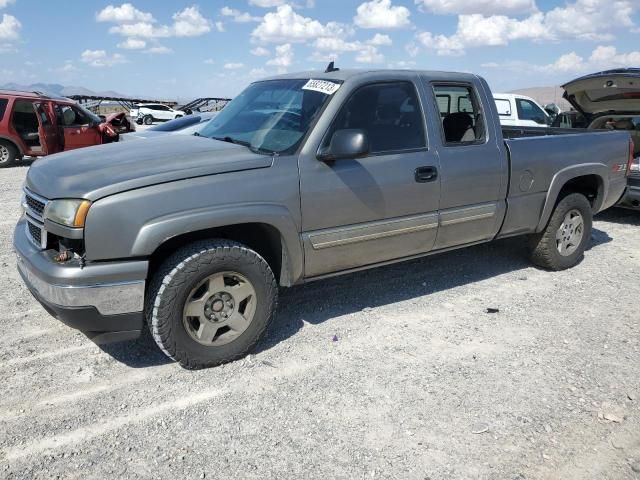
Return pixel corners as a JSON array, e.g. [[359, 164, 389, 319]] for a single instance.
[[325, 61, 339, 73]]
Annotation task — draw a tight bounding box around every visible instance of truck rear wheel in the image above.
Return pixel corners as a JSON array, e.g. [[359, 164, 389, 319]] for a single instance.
[[146, 239, 278, 369], [529, 193, 592, 271], [0, 140, 18, 168]]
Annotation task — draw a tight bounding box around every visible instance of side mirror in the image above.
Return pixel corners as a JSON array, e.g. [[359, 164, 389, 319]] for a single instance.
[[317, 129, 369, 162]]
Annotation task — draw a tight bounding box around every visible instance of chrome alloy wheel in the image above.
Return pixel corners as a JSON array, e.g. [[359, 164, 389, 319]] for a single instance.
[[183, 271, 257, 346], [555, 209, 584, 256], [0, 145, 10, 164]]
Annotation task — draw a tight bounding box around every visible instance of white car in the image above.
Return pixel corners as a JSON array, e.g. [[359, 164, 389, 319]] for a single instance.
[[493, 93, 551, 127], [129, 103, 186, 125]]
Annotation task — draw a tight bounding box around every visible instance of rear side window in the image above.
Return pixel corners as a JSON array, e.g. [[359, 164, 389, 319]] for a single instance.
[[325, 81, 426, 154], [0, 98, 8, 121], [432, 84, 486, 145], [495, 99, 512, 116], [516, 99, 547, 125]]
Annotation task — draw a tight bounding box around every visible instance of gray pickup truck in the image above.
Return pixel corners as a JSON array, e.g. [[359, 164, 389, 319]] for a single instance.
[[15, 69, 631, 369]]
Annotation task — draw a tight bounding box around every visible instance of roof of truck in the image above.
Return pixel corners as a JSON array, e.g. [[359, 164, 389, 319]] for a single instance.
[[262, 68, 479, 83]]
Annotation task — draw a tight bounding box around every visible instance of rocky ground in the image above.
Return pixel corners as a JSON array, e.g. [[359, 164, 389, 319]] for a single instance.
[[0, 166, 639, 479]]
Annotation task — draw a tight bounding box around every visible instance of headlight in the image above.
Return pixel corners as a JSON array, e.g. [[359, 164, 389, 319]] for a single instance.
[[44, 199, 91, 227]]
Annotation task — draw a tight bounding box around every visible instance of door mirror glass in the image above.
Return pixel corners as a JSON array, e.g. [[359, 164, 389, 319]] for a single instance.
[[318, 129, 369, 161]]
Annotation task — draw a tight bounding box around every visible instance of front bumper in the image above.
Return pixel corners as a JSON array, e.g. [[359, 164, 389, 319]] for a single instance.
[[617, 177, 640, 210], [14, 218, 148, 344]]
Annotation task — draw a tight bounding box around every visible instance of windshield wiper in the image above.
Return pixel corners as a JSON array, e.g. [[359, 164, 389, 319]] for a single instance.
[[211, 136, 276, 156]]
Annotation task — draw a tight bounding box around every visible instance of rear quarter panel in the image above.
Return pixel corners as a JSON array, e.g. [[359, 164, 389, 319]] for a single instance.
[[499, 130, 630, 236]]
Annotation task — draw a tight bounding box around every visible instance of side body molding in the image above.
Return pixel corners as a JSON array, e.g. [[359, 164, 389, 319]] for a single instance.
[[535, 163, 607, 232], [130, 203, 305, 285]]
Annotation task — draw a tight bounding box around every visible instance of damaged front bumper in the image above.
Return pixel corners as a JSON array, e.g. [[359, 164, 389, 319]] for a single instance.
[[14, 218, 147, 344]]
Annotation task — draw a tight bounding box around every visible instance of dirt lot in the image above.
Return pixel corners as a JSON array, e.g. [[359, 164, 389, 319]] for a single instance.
[[1, 165, 639, 480]]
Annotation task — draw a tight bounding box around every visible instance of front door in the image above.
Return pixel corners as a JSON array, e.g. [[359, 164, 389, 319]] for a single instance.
[[300, 80, 441, 278], [427, 81, 508, 249], [33, 102, 59, 155], [56, 104, 101, 150]]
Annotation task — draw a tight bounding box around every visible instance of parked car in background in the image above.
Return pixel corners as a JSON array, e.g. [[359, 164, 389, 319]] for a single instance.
[[562, 68, 640, 209], [130, 103, 186, 125], [0, 90, 120, 167], [494, 93, 551, 127], [15, 68, 631, 368], [120, 112, 216, 142]]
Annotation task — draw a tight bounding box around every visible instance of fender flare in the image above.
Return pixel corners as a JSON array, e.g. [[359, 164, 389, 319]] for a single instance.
[[535, 163, 608, 232], [131, 203, 304, 285]]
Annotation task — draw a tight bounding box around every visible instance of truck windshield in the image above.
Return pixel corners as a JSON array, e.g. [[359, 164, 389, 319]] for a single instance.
[[198, 79, 337, 154]]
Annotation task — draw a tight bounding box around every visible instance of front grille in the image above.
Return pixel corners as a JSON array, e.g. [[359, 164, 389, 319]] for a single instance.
[[26, 194, 45, 218], [27, 221, 42, 246]]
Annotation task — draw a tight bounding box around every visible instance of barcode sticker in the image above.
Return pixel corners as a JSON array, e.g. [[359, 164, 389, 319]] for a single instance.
[[302, 79, 341, 95]]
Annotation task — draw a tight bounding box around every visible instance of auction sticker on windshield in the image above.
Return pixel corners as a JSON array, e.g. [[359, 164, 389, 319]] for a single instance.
[[302, 79, 341, 95]]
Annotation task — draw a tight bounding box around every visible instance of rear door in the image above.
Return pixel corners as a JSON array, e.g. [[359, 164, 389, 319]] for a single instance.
[[426, 80, 508, 249], [33, 102, 59, 155], [299, 79, 441, 277], [55, 104, 101, 150]]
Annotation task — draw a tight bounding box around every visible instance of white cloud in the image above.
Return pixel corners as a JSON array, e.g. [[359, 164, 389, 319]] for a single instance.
[[106, 6, 211, 38], [204, 58, 215, 65], [252, 5, 348, 43], [80, 49, 127, 67], [0, 0, 15, 9], [416, 0, 537, 15], [97, 3, 154, 23], [415, 0, 638, 56], [249, 67, 268, 77], [224, 62, 244, 69], [368, 33, 392, 46], [313, 37, 384, 64], [172, 6, 211, 37], [355, 45, 384, 63], [215, 21, 225, 32], [483, 45, 640, 76], [221, 7, 261, 23], [251, 46, 270, 56], [388, 60, 417, 69], [117, 37, 146, 49], [0, 14, 20, 40], [249, 0, 286, 7], [266, 43, 294, 72], [146, 46, 172, 54], [354, 0, 411, 29]]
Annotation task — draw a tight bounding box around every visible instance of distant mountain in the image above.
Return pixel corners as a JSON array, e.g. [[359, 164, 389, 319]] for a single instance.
[[508, 86, 573, 111], [0, 82, 130, 99]]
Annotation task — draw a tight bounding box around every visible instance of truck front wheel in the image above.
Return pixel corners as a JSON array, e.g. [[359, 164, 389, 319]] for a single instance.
[[529, 193, 593, 271], [146, 240, 278, 369]]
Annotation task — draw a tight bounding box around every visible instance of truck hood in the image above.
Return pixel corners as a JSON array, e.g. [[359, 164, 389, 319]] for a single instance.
[[26, 135, 273, 201], [563, 69, 640, 116]]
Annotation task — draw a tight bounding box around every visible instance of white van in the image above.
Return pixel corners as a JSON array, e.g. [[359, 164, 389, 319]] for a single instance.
[[493, 93, 551, 127]]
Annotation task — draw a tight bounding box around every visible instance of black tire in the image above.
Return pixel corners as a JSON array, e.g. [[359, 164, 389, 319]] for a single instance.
[[146, 239, 278, 369], [0, 140, 19, 168], [175, 115, 183, 119], [529, 193, 593, 271], [143, 115, 153, 125]]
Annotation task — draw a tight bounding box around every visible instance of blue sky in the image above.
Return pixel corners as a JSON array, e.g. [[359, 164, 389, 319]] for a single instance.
[[0, 0, 638, 100]]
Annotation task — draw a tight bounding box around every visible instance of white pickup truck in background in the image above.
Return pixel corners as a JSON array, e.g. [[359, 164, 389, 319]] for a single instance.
[[494, 93, 551, 127]]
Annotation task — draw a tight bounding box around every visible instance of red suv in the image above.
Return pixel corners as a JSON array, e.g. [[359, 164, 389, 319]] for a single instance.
[[0, 90, 131, 168]]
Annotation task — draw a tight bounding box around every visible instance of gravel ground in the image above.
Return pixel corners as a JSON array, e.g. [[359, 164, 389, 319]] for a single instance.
[[1, 165, 639, 480]]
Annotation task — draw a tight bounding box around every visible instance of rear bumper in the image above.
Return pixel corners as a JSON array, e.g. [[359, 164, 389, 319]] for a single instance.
[[14, 218, 147, 344], [617, 177, 640, 210]]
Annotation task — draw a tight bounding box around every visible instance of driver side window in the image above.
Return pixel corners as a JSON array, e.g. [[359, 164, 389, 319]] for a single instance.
[[323, 81, 426, 155]]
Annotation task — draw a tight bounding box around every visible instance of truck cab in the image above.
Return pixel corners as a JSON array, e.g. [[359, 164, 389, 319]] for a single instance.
[[494, 93, 551, 127]]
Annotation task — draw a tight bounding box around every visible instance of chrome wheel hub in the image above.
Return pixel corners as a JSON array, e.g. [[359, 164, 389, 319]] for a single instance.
[[183, 271, 256, 346], [0, 146, 9, 163], [555, 209, 584, 256]]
